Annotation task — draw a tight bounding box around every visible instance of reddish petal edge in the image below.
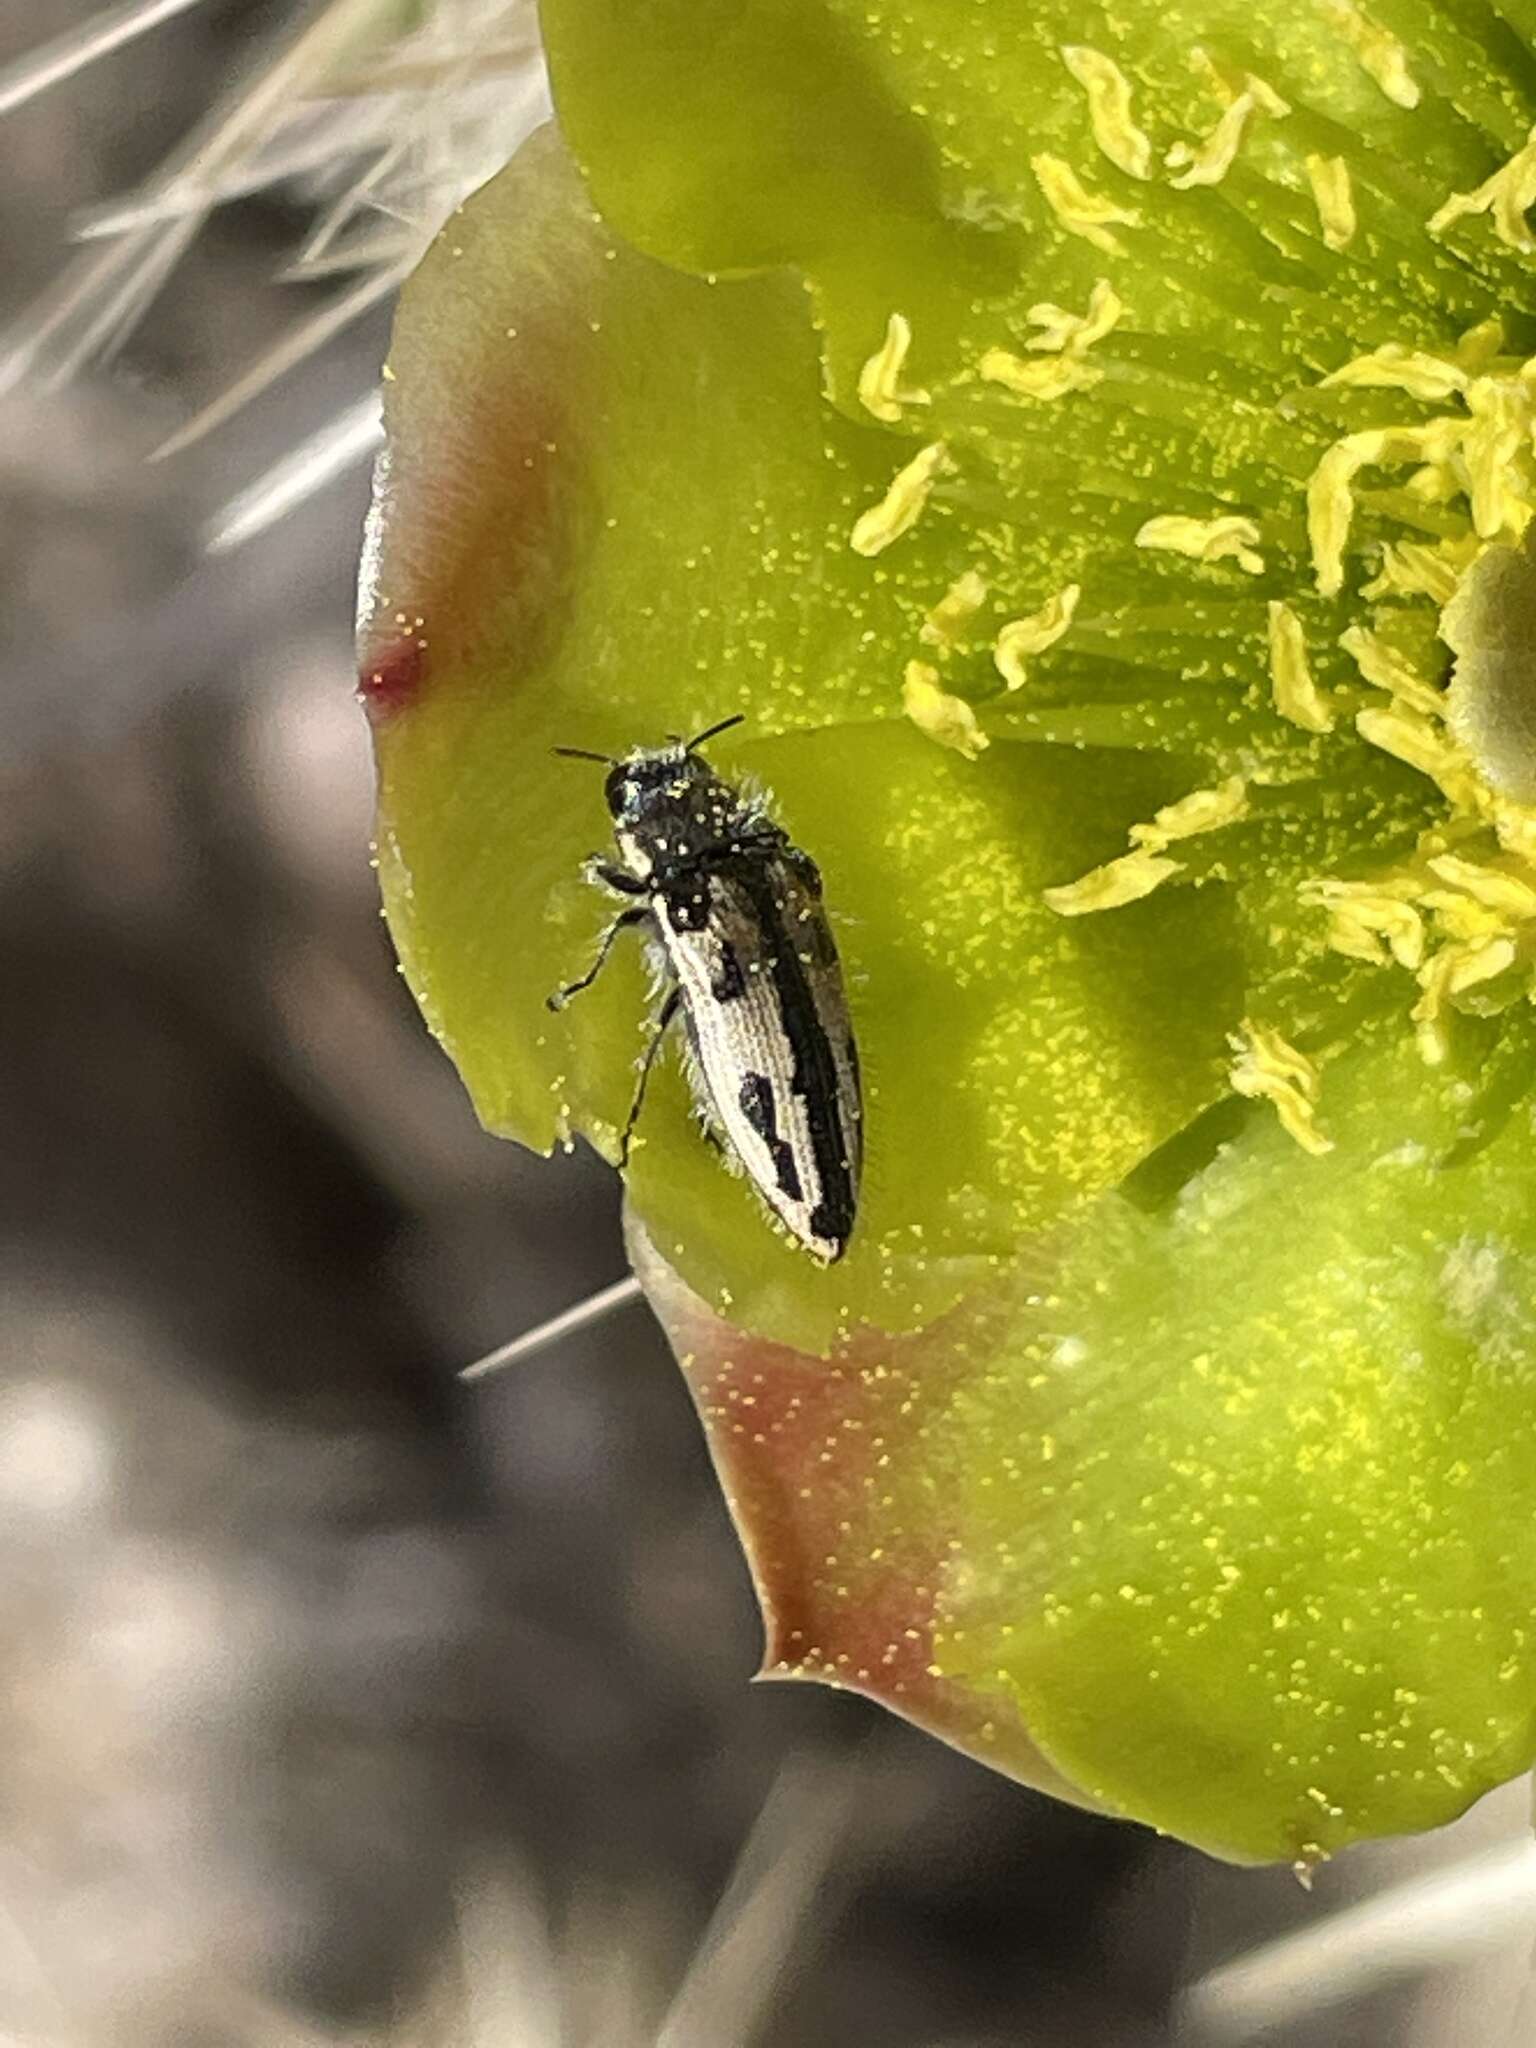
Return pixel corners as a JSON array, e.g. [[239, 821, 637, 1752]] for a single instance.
[[627, 1218, 1106, 1818], [355, 128, 596, 730]]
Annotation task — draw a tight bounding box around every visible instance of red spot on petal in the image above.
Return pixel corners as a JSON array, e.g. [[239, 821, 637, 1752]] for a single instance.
[[357, 636, 426, 724]]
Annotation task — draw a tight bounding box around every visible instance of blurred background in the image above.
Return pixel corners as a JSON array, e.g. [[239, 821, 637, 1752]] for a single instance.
[[2, 3, 1534, 2042]]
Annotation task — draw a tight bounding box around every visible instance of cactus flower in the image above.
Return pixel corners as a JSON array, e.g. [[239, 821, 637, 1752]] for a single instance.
[[360, 1, 1536, 1862]]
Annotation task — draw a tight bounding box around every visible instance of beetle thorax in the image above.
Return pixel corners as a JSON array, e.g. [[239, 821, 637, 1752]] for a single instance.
[[607, 747, 748, 880]]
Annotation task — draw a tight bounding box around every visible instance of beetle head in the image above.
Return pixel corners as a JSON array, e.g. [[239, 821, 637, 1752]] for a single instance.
[[556, 716, 745, 825], [603, 745, 713, 822]]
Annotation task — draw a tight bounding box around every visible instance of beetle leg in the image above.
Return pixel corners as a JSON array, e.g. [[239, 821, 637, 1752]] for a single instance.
[[620, 987, 681, 1167], [547, 906, 647, 1010], [584, 856, 648, 897]]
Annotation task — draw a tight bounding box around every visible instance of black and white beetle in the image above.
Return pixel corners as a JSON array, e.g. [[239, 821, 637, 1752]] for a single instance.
[[547, 716, 862, 1264]]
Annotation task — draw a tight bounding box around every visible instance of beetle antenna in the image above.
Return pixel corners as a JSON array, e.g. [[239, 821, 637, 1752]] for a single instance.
[[686, 713, 746, 753], [552, 745, 615, 764]]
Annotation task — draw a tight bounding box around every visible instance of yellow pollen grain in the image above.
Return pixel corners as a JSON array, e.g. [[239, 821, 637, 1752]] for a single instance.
[[1031, 154, 1141, 254], [919, 569, 988, 647], [902, 660, 988, 760], [1136, 513, 1264, 575], [1024, 279, 1124, 355], [993, 583, 1081, 690], [1412, 937, 1518, 1064], [850, 440, 949, 556], [1320, 345, 1467, 404], [1061, 46, 1154, 181], [858, 312, 931, 424], [1043, 849, 1182, 916], [1340, 625, 1445, 720], [1306, 155, 1357, 249], [1430, 127, 1536, 254], [1166, 92, 1259, 190], [1229, 1020, 1333, 1155], [1321, 0, 1420, 109], [1267, 602, 1335, 734], [1130, 776, 1250, 850], [979, 348, 1102, 401]]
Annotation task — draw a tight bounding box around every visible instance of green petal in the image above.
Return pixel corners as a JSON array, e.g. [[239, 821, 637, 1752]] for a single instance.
[[542, 0, 1516, 390], [650, 1017, 1536, 1863], [362, 129, 1249, 1347]]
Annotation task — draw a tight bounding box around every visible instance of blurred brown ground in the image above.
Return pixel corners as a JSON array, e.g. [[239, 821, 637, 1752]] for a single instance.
[[2, 5, 1525, 2045]]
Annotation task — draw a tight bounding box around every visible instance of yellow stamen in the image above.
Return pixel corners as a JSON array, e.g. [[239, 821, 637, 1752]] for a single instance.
[[993, 584, 1081, 690], [1166, 92, 1258, 190], [1043, 850, 1182, 915], [1304, 878, 1425, 969], [1061, 46, 1154, 182], [1136, 513, 1264, 575], [1045, 778, 1246, 915], [1317, 904, 1400, 966], [1457, 318, 1507, 375], [1130, 776, 1250, 850], [1241, 73, 1290, 119], [1339, 625, 1446, 720], [1307, 421, 1462, 597], [1430, 127, 1536, 254], [902, 660, 988, 759], [919, 569, 988, 648], [1361, 537, 1477, 606], [1406, 461, 1463, 506], [850, 441, 950, 556], [1267, 602, 1335, 734], [1229, 1020, 1333, 1155], [1462, 377, 1535, 539], [1355, 705, 1482, 811], [1189, 47, 1290, 118], [1306, 155, 1357, 250], [1320, 345, 1467, 403], [979, 349, 1103, 401], [1412, 937, 1518, 1064], [1418, 886, 1511, 945], [1024, 279, 1123, 355], [1031, 154, 1141, 254], [857, 312, 931, 425], [1493, 799, 1536, 869], [1321, 0, 1420, 110], [985, 281, 1125, 401], [1425, 853, 1536, 922]]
